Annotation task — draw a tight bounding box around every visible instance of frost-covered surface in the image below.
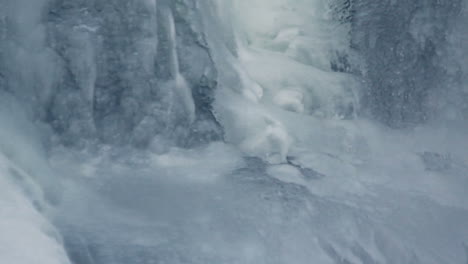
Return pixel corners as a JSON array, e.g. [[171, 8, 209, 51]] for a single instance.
[[1, 0, 468, 263]]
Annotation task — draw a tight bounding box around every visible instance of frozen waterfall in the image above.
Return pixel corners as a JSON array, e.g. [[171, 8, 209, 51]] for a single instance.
[[0, 0, 468, 263]]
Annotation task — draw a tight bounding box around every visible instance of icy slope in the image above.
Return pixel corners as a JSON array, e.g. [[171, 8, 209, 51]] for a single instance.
[[0, 95, 70, 264]]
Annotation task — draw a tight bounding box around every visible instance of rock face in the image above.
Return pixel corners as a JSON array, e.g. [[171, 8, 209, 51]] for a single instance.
[[0, 0, 223, 147], [347, 0, 464, 127]]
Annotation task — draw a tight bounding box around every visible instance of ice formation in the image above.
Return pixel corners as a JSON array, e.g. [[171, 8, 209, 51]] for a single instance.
[[0, 0, 467, 263]]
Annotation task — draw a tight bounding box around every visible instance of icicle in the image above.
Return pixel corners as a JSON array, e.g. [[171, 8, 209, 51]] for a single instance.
[[166, 8, 196, 123]]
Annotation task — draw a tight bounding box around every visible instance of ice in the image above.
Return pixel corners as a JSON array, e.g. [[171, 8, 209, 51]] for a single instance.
[[239, 118, 291, 164], [0, 155, 70, 264], [174, 73, 196, 123], [0, 96, 70, 264], [0, 0, 468, 263], [274, 28, 302, 44], [215, 90, 292, 164], [166, 8, 196, 123], [273, 89, 305, 113], [150, 142, 244, 183], [267, 164, 305, 185]]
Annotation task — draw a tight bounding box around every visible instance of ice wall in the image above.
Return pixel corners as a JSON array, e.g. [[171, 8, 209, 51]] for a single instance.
[[1, 0, 223, 148]]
